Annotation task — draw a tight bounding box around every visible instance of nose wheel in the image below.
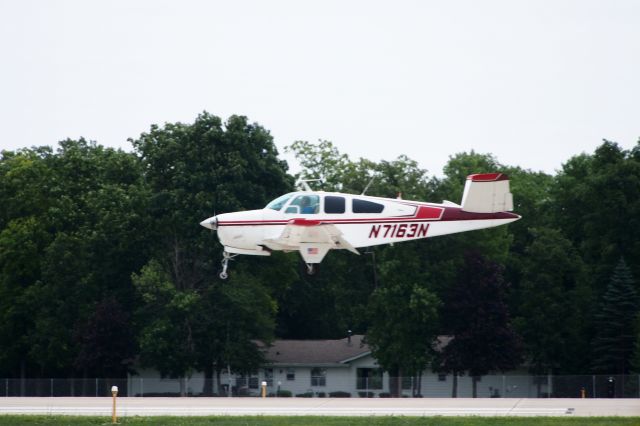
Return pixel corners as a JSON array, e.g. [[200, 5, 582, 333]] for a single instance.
[[220, 251, 238, 280], [302, 262, 319, 276]]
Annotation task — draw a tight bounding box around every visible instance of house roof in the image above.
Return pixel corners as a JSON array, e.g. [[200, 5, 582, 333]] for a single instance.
[[264, 335, 370, 366]]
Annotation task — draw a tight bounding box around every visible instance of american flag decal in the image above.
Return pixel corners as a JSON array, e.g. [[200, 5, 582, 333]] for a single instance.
[[307, 247, 319, 255]]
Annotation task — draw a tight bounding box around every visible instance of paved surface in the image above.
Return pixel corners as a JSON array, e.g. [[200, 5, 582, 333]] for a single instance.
[[0, 397, 639, 417]]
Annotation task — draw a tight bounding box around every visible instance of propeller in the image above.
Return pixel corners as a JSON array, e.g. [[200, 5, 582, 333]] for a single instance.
[[199, 215, 218, 231]]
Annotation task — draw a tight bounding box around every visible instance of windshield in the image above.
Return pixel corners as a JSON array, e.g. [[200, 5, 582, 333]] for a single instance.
[[265, 193, 295, 211]]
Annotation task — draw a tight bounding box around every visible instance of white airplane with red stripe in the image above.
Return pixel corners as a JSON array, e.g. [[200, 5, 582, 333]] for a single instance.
[[200, 173, 520, 279]]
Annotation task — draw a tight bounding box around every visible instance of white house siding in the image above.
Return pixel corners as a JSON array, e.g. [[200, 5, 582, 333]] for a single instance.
[[265, 365, 351, 396], [128, 366, 549, 398]]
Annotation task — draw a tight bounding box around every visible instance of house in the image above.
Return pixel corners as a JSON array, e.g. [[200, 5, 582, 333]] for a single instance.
[[261, 334, 379, 397], [128, 334, 549, 397]]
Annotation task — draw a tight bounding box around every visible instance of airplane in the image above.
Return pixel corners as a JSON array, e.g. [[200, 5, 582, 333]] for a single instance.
[[200, 173, 520, 279]]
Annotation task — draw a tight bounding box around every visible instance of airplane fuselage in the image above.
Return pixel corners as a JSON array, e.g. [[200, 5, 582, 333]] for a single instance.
[[205, 191, 519, 255]]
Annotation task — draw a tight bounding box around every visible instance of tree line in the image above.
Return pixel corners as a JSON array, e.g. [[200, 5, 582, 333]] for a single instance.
[[1, 112, 639, 396]]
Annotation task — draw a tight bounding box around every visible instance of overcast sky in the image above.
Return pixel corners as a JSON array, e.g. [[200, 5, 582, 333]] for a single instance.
[[1, 0, 638, 176]]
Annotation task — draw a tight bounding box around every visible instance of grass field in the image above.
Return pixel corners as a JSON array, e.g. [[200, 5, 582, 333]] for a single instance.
[[1, 416, 639, 426]]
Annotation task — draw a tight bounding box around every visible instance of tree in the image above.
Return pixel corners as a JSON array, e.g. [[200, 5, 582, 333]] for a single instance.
[[0, 141, 147, 380], [550, 140, 640, 294], [591, 258, 639, 374], [434, 251, 522, 397], [131, 113, 292, 392], [132, 260, 200, 394], [74, 297, 136, 378], [0, 148, 54, 379], [513, 228, 591, 377], [366, 241, 440, 396]]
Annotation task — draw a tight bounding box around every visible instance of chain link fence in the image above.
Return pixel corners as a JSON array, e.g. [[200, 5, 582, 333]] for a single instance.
[[1, 375, 639, 398]]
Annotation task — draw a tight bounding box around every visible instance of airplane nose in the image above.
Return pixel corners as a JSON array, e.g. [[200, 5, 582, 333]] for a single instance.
[[200, 216, 218, 230]]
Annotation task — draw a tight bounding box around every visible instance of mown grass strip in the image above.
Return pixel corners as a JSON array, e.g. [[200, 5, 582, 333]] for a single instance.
[[1, 416, 640, 426]]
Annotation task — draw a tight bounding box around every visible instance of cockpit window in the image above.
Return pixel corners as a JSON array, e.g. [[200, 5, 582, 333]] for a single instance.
[[287, 194, 320, 214], [266, 193, 294, 211], [352, 198, 384, 213]]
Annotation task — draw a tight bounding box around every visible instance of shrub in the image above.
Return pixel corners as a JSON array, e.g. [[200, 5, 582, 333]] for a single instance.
[[379, 392, 391, 398], [296, 392, 314, 398], [358, 391, 374, 398], [329, 391, 351, 398], [276, 390, 292, 397]]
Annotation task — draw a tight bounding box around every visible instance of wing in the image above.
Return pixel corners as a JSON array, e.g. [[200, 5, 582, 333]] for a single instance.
[[263, 218, 359, 263]]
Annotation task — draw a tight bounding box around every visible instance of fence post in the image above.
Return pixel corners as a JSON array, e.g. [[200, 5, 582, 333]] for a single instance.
[[5, 378, 8, 397], [502, 376, 505, 398], [96, 378, 98, 397], [592, 375, 596, 398], [50, 378, 53, 397], [141, 378, 144, 398]]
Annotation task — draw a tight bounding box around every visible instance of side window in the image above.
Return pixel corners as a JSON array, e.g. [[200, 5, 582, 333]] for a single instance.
[[286, 368, 295, 381], [352, 199, 384, 214], [324, 196, 345, 214], [311, 367, 326, 386], [287, 195, 319, 214]]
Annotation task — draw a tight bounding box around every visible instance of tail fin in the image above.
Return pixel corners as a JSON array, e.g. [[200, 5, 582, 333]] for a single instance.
[[460, 173, 514, 213]]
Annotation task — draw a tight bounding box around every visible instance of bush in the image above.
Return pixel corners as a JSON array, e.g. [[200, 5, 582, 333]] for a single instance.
[[329, 391, 351, 398], [358, 391, 374, 398], [316, 392, 326, 398], [276, 390, 292, 397], [379, 392, 391, 398], [296, 392, 314, 398]]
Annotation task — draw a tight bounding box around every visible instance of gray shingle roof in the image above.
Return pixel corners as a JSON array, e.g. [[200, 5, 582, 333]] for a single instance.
[[264, 335, 370, 366]]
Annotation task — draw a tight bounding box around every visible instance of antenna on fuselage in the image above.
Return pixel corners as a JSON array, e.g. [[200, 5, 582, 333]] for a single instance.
[[295, 178, 322, 192], [361, 176, 376, 195]]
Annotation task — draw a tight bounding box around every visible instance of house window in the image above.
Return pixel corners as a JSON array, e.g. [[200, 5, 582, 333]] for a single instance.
[[264, 368, 273, 386], [438, 373, 447, 382], [237, 374, 259, 389], [286, 368, 295, 381], [324, 196, 345, 214], [356, 368, 383, 390], [353, 199, 384, 213], [310, 368, 326, 386]]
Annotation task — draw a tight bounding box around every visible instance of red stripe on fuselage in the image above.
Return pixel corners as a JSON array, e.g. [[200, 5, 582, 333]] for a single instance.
[[416, 206, 443, 219], [217, 208, 519, 226]]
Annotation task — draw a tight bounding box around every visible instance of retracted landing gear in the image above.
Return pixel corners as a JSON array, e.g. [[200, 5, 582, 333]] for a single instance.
[[219, 251, 238, 280]]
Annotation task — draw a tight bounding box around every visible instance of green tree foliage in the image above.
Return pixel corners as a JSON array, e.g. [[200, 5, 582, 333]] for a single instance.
[[434, 251, 522, 397], [2, 118, 638, 383], [550, 140, 640, 293], [0, 140, 147, 378], [74, 297, 136, 378], [513, 228, 591, 375], [130, 113, 292, 390], [631, 314, 640, 374], [591, 258, 639, 374], [366, 242, 440, 396]]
